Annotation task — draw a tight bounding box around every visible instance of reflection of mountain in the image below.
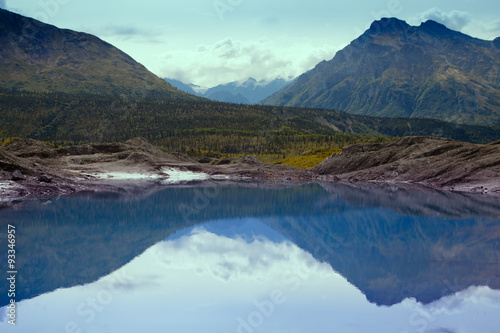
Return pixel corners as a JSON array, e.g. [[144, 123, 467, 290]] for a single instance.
[[266, 211, 500, 306], [0, 185, 330, 306], [0, 183, 499, 307]]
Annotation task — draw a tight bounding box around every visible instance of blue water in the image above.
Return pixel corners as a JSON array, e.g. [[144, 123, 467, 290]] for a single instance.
[[0, 183, 499, 332]]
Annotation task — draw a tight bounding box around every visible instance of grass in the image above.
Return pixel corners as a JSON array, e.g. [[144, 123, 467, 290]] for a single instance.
[[0, 137, 21, 146], [184, 146, 343, 170], [272, 148, 343, 169]]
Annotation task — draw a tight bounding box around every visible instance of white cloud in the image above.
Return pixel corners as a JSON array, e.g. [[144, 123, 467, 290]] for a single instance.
[[409, 8, 472, 31], [462, 19, 500, 40], [157, 37, 337, 87], [80, 24, 163, 43]]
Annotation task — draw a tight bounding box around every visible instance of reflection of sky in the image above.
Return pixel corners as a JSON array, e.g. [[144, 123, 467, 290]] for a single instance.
[[1, 219, 500, 333]]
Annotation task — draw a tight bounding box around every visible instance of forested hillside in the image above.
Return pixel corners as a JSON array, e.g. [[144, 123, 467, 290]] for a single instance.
[[1, 90, 498, 159]]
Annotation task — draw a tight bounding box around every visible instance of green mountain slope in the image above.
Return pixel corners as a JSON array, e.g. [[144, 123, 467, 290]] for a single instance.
[[1, 90, 498, 155], [264, 18, 500, 126], [0, 9, 197, 99]]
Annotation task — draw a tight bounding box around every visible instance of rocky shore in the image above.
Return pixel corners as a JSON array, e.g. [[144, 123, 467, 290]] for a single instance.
[[313, 136, 500, 194], [0, 138, 312, 206], [1, 136, 499, 206]]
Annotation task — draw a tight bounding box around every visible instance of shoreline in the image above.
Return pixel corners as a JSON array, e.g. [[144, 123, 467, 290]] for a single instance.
[[1, 136, 499, 207]]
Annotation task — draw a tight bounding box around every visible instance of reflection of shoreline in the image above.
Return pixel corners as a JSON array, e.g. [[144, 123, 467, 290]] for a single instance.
[[319, 181, 500, 220]]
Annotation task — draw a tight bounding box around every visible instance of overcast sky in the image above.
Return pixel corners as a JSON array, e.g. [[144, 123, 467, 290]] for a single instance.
[[3, 0, 500, 87]]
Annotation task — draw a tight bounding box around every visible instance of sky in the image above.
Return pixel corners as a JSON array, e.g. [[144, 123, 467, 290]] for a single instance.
[[2, 0, 500, 87]]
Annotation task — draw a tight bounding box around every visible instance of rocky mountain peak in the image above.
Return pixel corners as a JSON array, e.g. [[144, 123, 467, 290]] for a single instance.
[[420, 19, 449, 31], [367, 17, 410, 35], [263, 18, 500, 126]]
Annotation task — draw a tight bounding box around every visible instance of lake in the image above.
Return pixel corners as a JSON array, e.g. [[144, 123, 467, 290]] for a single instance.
[[1, 182, 500, 333]]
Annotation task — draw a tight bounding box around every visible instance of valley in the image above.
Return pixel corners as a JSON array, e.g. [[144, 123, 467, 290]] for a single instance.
[[0, 8, 499, 203]]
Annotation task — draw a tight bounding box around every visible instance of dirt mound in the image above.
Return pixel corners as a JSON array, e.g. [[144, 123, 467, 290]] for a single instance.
[[312, 136, 500, 194], [234, 156, 263, 166], [0, 149, 31, 173], [2, 139, 55, 158]]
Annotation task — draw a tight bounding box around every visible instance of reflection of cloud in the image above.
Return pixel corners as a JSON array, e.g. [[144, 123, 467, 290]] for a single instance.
[[403, 285, 500, 319], [427, 286, 500, 315], [153, 228, 332, 282], [409, 8, 472, 31], [158, 38, 336, 87], [398, 286, 500, 333], [3, 227, 500, 333]]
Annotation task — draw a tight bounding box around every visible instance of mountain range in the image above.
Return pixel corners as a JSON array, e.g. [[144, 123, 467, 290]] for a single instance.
[[264, 18, 500, 126], [0, 8, 196, 100], [165, 77, 292, 104], [0, 9, 499, 151]]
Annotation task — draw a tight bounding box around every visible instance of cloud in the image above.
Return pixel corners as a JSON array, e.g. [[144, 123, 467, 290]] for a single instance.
[[0, 0, 6, 9], [466, 19, 500, 40], [157, 37, 336, 87], [409, 8, 472, 31], [81, 24, 163, 42]]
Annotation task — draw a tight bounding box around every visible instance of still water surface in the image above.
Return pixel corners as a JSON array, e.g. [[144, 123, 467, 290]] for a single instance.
[[1, 183, 499, 332]]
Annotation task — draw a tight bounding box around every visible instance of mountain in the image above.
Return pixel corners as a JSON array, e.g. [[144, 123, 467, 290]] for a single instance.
[[204, 90, 250, 104], [264, 18, 500, 126], [0, 9, 196, 99], [165, 77, 292, 104], [205, 77, 292, 104], [164, 78, 202, 96]]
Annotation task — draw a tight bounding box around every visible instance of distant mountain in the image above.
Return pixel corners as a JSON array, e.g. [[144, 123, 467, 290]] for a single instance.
[[205, 77, 292, 104], [0, 9, 196, 99], [204, 90, 249, 104], [164, 78, 202, 96], [165, 77, 292, 104], [264, 18, 500, 126]]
